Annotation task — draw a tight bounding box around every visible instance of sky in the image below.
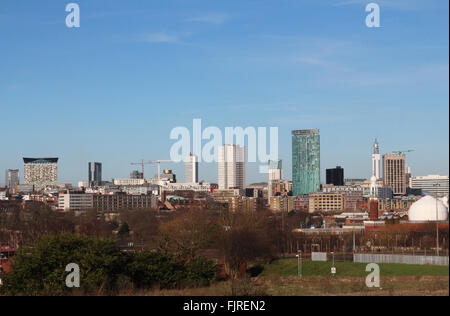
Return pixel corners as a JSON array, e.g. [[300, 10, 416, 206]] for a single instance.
[[0, 0, 449, 186]]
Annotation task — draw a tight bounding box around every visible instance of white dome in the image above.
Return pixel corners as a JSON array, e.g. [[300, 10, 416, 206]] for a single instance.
[[408, 195, 449, 222]]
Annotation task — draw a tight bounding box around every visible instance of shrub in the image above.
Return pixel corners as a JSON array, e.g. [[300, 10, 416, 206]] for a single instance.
[[2, 234, 120, 296]]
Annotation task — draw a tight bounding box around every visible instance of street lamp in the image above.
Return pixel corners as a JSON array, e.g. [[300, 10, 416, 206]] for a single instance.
[[296, 250, 302, 277], [331, 251, 336, 276], [433, 183, 441, 256]]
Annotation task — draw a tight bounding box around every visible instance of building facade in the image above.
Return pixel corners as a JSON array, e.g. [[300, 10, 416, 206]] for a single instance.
[[23, 158, 58, 191], [218, 145, 246, 190], [185, 153, 199, 183], [93, 194, 157, 211], [326, 166, 344, 186], [88, 162, 102, 187], [58, 193, 94, 211], [292, 129, 320, 196], [382, 154, 406, 196], [322, 185, 364, 211], [309, 192, 345, 213], [268, 160, 282, 198], [410, 175, 449, 196], [5, 169, 19, 190]]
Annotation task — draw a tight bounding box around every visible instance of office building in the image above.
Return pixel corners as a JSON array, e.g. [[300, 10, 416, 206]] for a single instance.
[[93, 193, 157, 211], [382, 154, 406, 196], [185, 153, 199, 183], [218, 145, 246, 190], [322, 185, 364, 211], [58, 193, 94, 211], [5, 169, 19, 190], [326, 166, 344, 186], [309, 192, 345, 213], [88, 162, 102, 187], [292, 129, 320, 196], [23, 158, 58, 191], [410, 175, 449, 196]]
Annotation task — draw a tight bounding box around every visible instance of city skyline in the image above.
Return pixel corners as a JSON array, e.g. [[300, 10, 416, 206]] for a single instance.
[[0, 0, 449, 185]]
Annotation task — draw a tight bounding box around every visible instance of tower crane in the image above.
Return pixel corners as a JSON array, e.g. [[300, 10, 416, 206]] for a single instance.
[[130, 160, 174, 180], [130, 160, 153, 179], [148, 160, 173, 180]]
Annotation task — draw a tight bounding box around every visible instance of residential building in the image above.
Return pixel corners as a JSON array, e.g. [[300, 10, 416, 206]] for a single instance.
[[326, 166, 344, 186], [268, 160, 282, 198], [88, 162, 102, 187], [23, 158, 58, 191], [5, 169, 19, 191], [383, 154, 406, 196], [228, 196, 259, 212], [218, 145, 246, 190], [185, 153, 199, 183], [292, 129, 320, 196], [212, 188, 244, 203]]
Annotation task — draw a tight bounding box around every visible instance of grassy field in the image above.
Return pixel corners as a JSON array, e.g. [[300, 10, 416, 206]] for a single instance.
[[259, 259, 450, 278]]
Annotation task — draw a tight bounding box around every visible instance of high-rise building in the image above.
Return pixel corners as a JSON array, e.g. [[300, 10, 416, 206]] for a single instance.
[[218, 145, 246, 190], [292, 129, 320, 196], [268, 160, 282, 198], [5, 169, 19, 190], [326, 166, 344, 186], [382, 153, 406, 196], [372, 139, 381, 180], [88, 162, 102, 187], [23, 158, 58, 191], [185, 153, 199, 183]]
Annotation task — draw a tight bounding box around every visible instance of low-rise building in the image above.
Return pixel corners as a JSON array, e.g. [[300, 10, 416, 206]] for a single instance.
[[309, 192, 345, 213], [322, 185, 364, 211], [93, 193, 157, 211], [212, 189, 243, 203], [58, 193, 94, 211]]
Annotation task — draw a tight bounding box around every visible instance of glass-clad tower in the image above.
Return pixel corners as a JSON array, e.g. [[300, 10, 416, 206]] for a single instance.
[[292, 129, 320, 196]]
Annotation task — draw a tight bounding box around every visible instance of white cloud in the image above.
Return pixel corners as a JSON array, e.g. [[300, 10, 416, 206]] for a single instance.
[[139, 32, 179, 43]]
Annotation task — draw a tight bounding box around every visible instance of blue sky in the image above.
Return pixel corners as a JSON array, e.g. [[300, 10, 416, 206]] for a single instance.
[[0, 0, 448, 185]]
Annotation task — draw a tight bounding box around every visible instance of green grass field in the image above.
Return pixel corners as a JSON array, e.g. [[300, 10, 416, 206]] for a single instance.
[[259, 259, 450, 278]]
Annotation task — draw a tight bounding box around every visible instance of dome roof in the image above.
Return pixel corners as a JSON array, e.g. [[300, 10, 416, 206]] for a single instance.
[[408, 195, 449, 222]]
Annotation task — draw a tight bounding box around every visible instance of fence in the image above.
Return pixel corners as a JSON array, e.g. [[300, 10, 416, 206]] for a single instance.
[[354, 253, 449, 266]]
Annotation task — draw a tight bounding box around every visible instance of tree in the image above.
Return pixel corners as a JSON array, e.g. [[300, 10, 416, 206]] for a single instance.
[[2, 234, 121, 296], [118, 222, 130, 237], [216, 210, 276, 282]]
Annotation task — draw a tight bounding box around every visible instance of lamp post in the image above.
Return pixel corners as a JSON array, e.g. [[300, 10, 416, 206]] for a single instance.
[[296, 250, 302, 277], [433, 183, 441, 256]]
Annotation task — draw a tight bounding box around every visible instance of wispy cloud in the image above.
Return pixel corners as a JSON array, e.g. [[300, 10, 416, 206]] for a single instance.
[[185, 13, 231, 24], [137, 32, 181, 43]]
